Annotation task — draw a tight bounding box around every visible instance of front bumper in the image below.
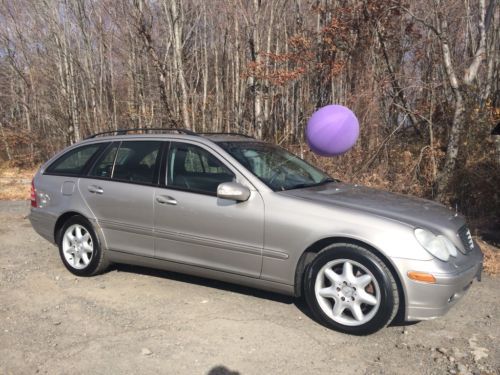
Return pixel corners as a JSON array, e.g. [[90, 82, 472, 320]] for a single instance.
[[392, 243, 483, 321]]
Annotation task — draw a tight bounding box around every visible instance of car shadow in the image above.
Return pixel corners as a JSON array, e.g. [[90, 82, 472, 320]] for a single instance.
[[113, 263, 296, 306], [112, 263, 419, 328], [389, 319, 420, 327]]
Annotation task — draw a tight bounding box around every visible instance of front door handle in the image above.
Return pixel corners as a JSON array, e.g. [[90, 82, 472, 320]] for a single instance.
[[156, 195, 177, 205], [88, 185, 104, 194]]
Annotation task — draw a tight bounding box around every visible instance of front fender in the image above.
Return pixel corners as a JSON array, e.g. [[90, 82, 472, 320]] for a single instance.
[[260, 193, 431, 286]]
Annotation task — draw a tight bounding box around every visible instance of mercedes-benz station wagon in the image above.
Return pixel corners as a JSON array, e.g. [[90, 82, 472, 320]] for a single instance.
[[29, 129, 483, 335]]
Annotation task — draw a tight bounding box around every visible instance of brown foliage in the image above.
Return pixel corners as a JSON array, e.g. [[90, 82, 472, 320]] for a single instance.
[[0, 164, 36, 201], [476, 239, 500, 276]]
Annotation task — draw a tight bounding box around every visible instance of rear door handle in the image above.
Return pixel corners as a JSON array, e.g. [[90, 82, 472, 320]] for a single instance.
[[156, 195, 177, 205], [88, 185, 104, 195]]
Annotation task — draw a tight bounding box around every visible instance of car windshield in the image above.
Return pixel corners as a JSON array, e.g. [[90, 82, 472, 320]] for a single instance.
[[218, 141, 335, 191]]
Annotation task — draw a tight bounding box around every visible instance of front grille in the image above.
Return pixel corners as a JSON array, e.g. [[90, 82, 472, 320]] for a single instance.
[[457, 225, 474, 254]]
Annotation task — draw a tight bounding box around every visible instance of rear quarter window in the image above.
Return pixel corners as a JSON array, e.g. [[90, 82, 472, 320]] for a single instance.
[[45, 143, 103, 176]]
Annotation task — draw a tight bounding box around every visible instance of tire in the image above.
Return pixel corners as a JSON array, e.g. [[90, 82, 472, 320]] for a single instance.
[[304, 243, 399, 335], [57, 215, 109, 276]]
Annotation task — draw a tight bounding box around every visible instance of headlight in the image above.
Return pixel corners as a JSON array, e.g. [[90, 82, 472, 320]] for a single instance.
[[414, 228, 458, 261], [439, 235, 458, 257]]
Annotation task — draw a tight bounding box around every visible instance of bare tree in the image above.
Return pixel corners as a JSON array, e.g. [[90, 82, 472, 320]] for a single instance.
[[0, 0, 498, 225]]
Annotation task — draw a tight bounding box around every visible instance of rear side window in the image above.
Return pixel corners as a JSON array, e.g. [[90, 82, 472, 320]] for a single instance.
[[167, 143, 234, 194], [46, 144, 102, 176], [89, 143, 119, 178], [111, 141, 162, 184]]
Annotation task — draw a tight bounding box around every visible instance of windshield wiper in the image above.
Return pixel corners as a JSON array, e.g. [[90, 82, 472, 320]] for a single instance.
[[285, 177, 336, 191]]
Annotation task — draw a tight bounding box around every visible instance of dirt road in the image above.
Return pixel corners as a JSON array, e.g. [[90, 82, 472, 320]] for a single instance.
[[0, 201, 498, 375]]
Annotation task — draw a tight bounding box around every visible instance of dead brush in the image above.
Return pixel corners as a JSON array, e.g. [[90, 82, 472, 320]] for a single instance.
[[0, 162, 37, 201], [477, 239, 500, 276]]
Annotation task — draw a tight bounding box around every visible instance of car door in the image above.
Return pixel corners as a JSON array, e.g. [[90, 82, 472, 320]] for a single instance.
[[154, 141, 264, 277], [79, 140, 163, 257]]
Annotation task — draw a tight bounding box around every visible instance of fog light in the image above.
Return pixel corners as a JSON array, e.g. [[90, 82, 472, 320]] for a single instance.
[[407, 271, 436, 284]]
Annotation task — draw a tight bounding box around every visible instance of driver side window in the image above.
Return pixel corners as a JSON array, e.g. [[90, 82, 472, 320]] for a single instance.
[[167, 143, 234, 195]]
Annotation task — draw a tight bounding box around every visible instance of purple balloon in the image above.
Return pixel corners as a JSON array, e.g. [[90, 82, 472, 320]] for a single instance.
[[306, 105, 359, 156]]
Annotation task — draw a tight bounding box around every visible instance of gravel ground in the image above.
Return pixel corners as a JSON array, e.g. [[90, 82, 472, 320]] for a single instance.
[[0, 201, 498, 375]]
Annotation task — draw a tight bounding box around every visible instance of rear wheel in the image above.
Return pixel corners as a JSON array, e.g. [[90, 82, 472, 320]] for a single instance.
[[58, 216, 109, 276], [304, 243, 398, 335]]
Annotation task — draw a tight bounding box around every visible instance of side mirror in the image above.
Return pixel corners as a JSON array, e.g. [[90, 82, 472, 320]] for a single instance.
[[217, 182, 251, 202]]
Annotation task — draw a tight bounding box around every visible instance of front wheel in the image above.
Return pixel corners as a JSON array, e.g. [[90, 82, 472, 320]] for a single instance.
[[304, 243, 399, 335]]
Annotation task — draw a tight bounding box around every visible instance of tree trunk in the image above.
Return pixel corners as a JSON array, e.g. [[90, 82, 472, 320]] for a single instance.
[[435, 0, 487, 200], [252, 0, 263, 139], [0, 121, 12, 161], [133, 0, 177, 127], [202, 8, 208, 132], [165, 0, 191, 130]]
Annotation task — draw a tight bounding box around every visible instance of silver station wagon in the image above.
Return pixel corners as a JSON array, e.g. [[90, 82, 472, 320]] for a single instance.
[[29, 129, 483, 335]]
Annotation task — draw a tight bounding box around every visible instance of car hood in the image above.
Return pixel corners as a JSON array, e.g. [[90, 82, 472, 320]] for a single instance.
[[281, 182, 465, 232]]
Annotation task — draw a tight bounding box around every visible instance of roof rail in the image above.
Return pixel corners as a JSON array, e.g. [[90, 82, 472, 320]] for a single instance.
[[198, 132, 254, 139], [85, 128, 198, 139]]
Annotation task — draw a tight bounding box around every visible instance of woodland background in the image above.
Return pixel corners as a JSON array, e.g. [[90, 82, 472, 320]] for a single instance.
[[0, 0, 499, 237]]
